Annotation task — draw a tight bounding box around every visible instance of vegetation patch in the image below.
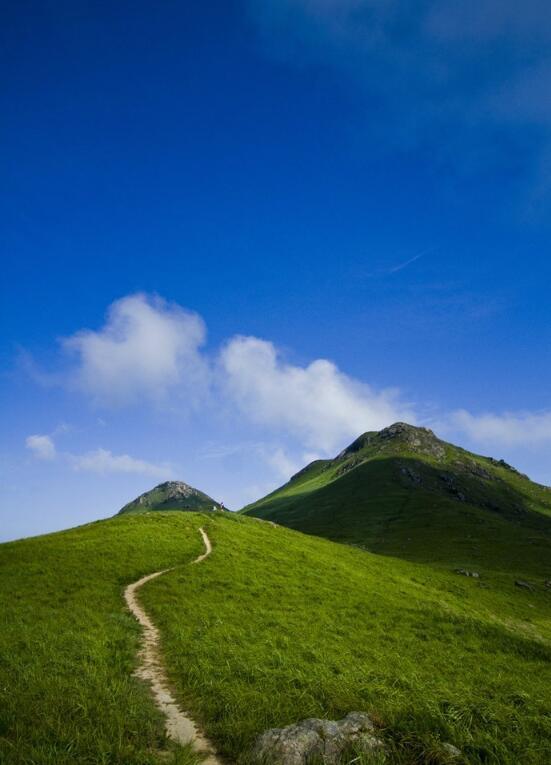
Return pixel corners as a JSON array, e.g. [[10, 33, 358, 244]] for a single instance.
[[143, 513, 551, 765], [0, 513, 206, 765]]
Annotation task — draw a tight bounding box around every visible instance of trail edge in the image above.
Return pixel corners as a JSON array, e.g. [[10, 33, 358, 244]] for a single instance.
[[124, 526, 222, 765]]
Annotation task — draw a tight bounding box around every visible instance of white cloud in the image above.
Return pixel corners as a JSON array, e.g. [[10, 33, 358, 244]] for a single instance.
[[266, 447, 324, 481], [70, 448, 171, 478], [449, 409, 551, 447], [266, 448, 303, 480], [220, 335, 414, 452], [25, 434, 56, 460], [63, 293, 208, 406]]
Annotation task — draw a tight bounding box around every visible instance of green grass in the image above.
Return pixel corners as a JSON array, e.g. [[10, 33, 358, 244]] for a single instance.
[[0, 513, 206, 765], [143, 513, 551, 765], [2, 511, 550, 764], [241, 428, 551, 583]]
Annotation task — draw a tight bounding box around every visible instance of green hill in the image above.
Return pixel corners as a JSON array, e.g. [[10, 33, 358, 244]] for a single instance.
[[1, 511, 550, 764], [118, 480, 221, 514], [241, 423, 551, 581]]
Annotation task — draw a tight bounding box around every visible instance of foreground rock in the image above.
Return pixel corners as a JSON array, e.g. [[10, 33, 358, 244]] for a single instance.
[[252, 712, 383, 765], [455, 569, 480, 578], [443, 742, 462, 759]]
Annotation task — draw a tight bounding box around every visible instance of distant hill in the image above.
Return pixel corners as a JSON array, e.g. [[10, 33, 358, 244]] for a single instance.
[[118, 480, 222, 515], [242, 422, 551, 577]]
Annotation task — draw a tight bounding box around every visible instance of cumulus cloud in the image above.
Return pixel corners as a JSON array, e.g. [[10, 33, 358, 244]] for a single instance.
[[70, 448, 172, 478], [449, 409, 551, 447], [63, 293, 208, 406], [38, 292, 551, 470], [25, 434, 56, 460], [220, 335, 414, 452]]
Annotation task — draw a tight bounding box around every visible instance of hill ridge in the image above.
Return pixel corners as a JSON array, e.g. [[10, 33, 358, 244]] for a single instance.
[[242, 422, 551, 576]]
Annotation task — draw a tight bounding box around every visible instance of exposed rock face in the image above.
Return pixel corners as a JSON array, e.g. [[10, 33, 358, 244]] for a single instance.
[[400, 465, 422, 484], [336, 422, 447, 464], [455, 569, 480, 578], [439, 473, 468, 502], [252, 712, 383, 765], [378, 422, 447, 460], [140, 481, 195, 503]]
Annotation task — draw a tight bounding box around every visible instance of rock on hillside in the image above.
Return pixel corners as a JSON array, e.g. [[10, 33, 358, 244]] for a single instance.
[[118, 481, 223, 515], [253, 712, 383, 765]]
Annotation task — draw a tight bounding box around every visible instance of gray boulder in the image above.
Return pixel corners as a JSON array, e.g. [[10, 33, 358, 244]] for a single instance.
[[455, 569, 480, 578], [442, 742, 462, 759], [252, 712, 383, 765], [515, 580, 534, 591]]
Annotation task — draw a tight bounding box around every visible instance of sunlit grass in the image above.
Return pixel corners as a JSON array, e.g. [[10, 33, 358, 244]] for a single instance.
[[144, 514, 551, 765], [1, 511, 550, 764], [0, 513, 205, 765]]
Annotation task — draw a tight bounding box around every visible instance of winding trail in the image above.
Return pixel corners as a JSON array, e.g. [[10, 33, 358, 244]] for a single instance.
[[124, 527, 222, 764]]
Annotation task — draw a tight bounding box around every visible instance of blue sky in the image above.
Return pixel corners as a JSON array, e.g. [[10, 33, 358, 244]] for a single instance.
[[2, 1, 551, 541]]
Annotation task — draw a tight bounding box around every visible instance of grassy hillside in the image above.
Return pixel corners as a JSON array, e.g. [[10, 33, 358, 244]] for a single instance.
[[2, 511, 550, 764], [144, 513, 551, 764], [241, 424, 551, 582], [0, 513, 206, 765]]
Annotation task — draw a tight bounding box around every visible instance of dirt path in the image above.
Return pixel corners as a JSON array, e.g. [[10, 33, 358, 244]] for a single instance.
[[124, 527, 222, 764]]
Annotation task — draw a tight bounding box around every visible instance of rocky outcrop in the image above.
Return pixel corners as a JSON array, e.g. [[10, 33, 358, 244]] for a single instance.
[[252, 712, 383, 765], [439, 473, 468, 502], [400, 465, 422, 484], [455, 569, 480, 578], [378, 422, 447, 460], [118, 481, 222, 515]]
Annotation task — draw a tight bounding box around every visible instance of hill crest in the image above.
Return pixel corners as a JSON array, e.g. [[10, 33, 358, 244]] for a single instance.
[[118, 480, 222, 515], [242, 421, 551, 574]]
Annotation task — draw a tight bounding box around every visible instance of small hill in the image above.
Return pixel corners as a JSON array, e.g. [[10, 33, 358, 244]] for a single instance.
[[242, 422, 551, 577], [118, 480, 221, 515]]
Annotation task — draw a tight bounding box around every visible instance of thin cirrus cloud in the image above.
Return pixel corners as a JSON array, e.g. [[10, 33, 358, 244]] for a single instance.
[[63, 293, 208, 407], [248, 1, 551, 180]]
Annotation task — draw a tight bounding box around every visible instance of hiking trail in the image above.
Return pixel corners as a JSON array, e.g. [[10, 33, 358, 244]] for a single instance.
[[124, 526, 222, 764]]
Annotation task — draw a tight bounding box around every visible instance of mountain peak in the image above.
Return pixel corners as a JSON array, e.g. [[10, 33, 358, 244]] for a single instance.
[[378, 422, 435, 439], [118, 480, 223, 515], [337, 422, 445, 461]]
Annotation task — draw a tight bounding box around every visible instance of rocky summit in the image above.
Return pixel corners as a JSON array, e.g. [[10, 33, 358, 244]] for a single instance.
[[337, 422, 446, 461], [117, 480, 223, 515]]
